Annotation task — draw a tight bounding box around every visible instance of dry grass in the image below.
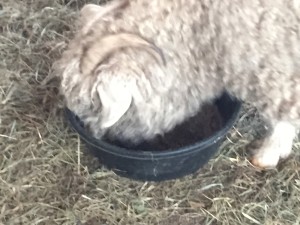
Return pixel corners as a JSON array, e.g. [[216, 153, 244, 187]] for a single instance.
[[1, 1, 300, 224]]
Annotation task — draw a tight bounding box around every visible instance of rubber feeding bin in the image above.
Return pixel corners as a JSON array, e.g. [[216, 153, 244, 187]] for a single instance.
[[65, 92, 241, 182]]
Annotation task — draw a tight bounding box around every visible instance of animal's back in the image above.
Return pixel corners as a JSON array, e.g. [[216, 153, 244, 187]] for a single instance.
[[215, 0, 300, 122]]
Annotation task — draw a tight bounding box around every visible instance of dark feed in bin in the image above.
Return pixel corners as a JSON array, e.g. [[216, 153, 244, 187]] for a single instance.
[[106, 103, 224, 151]]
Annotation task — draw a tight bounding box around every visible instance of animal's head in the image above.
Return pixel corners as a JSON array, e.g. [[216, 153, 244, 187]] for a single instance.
[[67, 1, 166, 129]]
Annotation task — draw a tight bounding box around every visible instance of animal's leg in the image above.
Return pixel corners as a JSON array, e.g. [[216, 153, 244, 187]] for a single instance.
[[251, 121, 296, 168]]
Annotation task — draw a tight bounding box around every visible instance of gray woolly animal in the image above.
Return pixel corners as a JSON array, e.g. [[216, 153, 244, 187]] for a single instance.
[[54, 0, 300, 169]]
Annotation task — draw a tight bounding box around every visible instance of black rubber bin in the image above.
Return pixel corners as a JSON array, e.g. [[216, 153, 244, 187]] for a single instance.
[[65, 92, 241, 182]]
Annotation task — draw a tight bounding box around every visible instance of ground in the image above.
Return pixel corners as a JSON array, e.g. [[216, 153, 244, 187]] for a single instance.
[[0, 0, 300, 224]]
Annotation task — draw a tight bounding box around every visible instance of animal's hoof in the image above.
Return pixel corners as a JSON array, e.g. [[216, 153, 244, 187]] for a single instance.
[[250, 156, 277, 169], [246, 139, 276, 169]]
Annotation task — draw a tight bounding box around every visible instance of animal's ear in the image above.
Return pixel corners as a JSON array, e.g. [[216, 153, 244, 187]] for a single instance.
[[80, 4, 103, 25], [97, 81, 133, 128], [79, 0, 129, 33]]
